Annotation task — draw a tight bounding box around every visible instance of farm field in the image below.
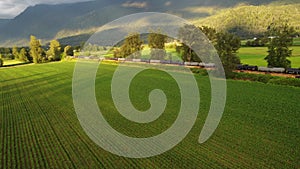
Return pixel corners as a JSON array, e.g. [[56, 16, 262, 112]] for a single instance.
[[293, 38, 300, 46], [238, 46, 300, 68], [0, 62, 299, 168], [2, 60, 26, 66]]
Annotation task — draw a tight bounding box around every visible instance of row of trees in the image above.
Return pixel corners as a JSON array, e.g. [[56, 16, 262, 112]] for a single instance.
[[113, 31, 167, 60], [111, 26, 240, 77], [0, 36, 75, 66], [112, 23, 294, 77], [29, 36, 74, 64], [0, 47, 30, 67], [1, 23, 295, 76]]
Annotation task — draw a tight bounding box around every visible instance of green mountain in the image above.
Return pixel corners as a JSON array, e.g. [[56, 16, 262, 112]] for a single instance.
[[0, 0, 297, 46], [193, 2, 300, 38]]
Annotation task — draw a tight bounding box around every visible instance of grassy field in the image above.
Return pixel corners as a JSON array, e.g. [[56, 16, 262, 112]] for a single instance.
[[238, 46, 300, 68], [2, 60, 26, 66], [293, 38, 300, 46], [0, 62, 299, 168]]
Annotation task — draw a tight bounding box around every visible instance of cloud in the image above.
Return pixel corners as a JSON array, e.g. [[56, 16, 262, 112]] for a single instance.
[[165, 1, 172, 6], [25, 0, 92, 6], [0, 0, 28, 19], [122, 1, 148, 9], [0, 0, 92, 19]]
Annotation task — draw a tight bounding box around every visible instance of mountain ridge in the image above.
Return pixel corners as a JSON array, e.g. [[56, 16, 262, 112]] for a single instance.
[[0, 0, 296, 47]]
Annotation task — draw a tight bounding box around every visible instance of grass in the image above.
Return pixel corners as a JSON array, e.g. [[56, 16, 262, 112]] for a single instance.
[[238, 46, 300, 68], [293, 38, 300, 46], [2, 59, 26, 66], [0, 61, 299, 168]]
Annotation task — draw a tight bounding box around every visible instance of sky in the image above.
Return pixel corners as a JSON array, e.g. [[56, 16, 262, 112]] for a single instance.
[[0, 0, 92, 19]]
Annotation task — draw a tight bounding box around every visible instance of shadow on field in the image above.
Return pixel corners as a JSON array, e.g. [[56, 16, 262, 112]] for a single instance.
[[3, 62, 31, 67], [0, 72, 54, 83]]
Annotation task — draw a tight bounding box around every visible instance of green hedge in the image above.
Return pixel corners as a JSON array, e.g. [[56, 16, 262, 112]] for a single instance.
[[232, 72, 300, 87], [268, 78, 300, 87], [233, 72, 274, 83], [191, 68, 208, 76]]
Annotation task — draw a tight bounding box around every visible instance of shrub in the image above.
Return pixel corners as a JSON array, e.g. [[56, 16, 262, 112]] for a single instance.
[[191, 68, 208, 76], [233, 72, 269, 83], [268, 78, 300, 87], [0, 59, 3, 67], [257, 74, 272, 83], [232, 72, 300, 87]]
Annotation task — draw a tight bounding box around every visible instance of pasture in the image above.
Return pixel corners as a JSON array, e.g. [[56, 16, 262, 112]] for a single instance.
[[2, 60, 26, 66], [238, 46, 300, 68], [0, 62, 299, 168]]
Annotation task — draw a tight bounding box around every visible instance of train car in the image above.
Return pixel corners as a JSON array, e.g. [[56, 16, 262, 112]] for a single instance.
[[184, 62, 201, 66], [202, 63, 215, 68], [117, 58, 126, 62], [184, 62, 191, 66], [141, 59, 150, 63], [160, 60, 171, 64], [237, 64, 258, 71], [191, 62, 200, 66], [236, 64, 244, 70], [170, 60, 184, 65], [258, 67, 285, 73], [125, 58, 132, 62], [271, 68, 286, 73], [286, 68, 300, 75], [150, 60, 161, 64], [132, 59, 142, 62]]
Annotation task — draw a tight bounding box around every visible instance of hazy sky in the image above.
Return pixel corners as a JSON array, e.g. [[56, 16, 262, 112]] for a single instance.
[[0, 0, 92, 19]]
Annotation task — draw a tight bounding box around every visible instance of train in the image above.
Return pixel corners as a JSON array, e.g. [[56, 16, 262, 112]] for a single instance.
[[237, 64, 300, 75], [113, 57, 215, 67], [82, 56, 300, 78]]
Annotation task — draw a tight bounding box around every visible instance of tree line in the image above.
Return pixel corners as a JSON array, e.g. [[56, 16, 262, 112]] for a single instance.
[[112, 26, 240, 77], [111, 23, 294, 77], [0, 22, 295, 78], [29, 36, 74, 64], [0, 35, 76, 66]]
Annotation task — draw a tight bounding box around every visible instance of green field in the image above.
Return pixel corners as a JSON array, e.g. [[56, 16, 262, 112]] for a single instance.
[[293, 38, 300, 46], [238, 46, 300, 68], [0, 62, 299, 168], [2, 60, 26, 66]]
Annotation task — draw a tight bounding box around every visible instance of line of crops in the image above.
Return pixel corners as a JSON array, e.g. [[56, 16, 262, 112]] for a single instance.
[[0, 62, 299, 168]]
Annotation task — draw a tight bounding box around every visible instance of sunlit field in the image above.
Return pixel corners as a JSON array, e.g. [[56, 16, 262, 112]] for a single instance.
[[0, 62, 299, 168], [238, 46, 300, 67]]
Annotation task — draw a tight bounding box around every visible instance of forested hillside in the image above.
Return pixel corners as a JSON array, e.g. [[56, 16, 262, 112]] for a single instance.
[[193, 2, 300, 38], [0, 0, 298, 46]]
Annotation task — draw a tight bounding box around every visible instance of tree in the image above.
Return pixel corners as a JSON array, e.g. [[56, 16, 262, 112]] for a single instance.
[[12, 46, 19, 60], [148, 30, 167, 59], [177, 24, 241, 77], [30, 35, 44, 63], [199, 26, 217, 43], [0, 54, 3, 67], [47, 40, 62, 61], [178, 24, 203, 62], [118, 33, 143, 58], [178, 25, 216, 62], [215, 31, 241, 77], [19, 48, 29, 62], [62, 45, 74, 60], [265, 23, 295, 68]]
